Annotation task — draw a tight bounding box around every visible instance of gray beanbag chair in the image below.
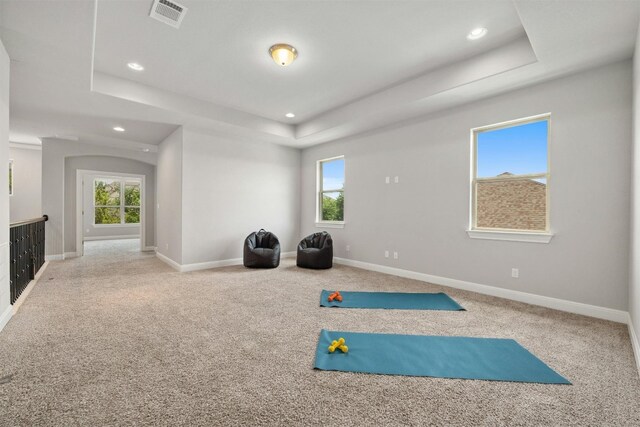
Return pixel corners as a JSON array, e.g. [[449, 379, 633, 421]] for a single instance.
[[297, 231, 333, 269], [243, 229, 281, 268]]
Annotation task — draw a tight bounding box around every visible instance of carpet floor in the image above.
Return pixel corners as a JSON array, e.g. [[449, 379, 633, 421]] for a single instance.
[[0, 239, 639, 426]]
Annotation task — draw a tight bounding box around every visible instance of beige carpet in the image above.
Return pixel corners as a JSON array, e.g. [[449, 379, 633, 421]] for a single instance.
[[0, 239, 639, 426]]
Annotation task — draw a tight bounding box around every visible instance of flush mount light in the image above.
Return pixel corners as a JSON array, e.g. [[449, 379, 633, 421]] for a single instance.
[[127, 62, 144, 71], [467, 28, 487, 40], [142, 148, 150, 152], [113, 126, 125, 132], [269, 44, 298, 66], [285, 113, 295, 118]]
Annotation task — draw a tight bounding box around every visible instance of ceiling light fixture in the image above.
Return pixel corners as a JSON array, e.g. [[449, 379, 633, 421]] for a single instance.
[[113, 126, 125, 132], [285, 113, 295, 118], [269, 44, 298, 66], [142, 148, 150, 152], [127, 62, 145, 71], [467, 28, 487, 40]]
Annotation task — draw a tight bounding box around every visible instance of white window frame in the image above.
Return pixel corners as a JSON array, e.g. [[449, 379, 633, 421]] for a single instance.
[[316, 155, 345, 228], [468, 113, 553, 243], [93, 177, 141, 227]]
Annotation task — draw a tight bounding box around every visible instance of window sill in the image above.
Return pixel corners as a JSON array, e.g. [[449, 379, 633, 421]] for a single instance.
[[466, 229, 553, 243], [315, 222, 345, 229], [94, 223, 141, 228]]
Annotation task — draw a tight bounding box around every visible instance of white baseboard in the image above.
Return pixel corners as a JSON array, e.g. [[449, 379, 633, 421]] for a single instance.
[[83, 235, 140, 241], [63, 252, 78, 259], [156, 252, 182, 271], [628, 314, 640, 377], [45, 254, 63, 261], [0, 304, 12, 333], [180, 251, 297, 272], [180, 257, 243, 272], [12, 261, 49, 314], [157, 251, 296, 273], [143, 246, 157, 252], [334, 257, 628, 324]]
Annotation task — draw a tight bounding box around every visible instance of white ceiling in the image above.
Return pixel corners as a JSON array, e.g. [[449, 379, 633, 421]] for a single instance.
[[1, 0, 640, 150], [94, 0, 525, 123]]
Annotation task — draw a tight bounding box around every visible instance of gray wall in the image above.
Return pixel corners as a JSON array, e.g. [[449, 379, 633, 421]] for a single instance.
[[0, 37, 10, 326], [181, 129, 300, 265], [42, 138, 156, 256], [81, 172, 141, 241], [630, 29, 640, 340], [9, 145, 41, 222], [65, 156, 155, 252], [301, 60, 632, 311], [156, 127, 183, 264]]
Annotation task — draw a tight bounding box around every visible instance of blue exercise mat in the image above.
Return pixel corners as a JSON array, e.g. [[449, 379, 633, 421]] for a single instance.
[[320, 290, 464, 311], [314, 329, 570, 384]]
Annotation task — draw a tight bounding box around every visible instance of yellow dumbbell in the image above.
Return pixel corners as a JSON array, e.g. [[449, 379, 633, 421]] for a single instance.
[[328, 337, 349, 353]]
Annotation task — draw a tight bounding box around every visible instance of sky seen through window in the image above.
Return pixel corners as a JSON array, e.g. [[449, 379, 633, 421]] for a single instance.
[[477, 120, 548, 178]]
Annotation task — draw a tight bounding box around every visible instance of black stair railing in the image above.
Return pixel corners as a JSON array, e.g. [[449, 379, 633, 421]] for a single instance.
[[9, 215, 47, 305]]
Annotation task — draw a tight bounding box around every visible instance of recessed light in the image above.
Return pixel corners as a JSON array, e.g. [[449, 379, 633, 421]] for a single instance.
[[127, 62, 144, 71], [467, 27, 487, 40], [113, 126, 125, 132], [285, 113, 295, 118], [142, 148, 150, 152]]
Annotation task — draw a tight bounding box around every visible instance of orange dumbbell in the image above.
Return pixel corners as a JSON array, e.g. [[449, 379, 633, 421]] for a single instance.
[[328, 291, 343, 302]]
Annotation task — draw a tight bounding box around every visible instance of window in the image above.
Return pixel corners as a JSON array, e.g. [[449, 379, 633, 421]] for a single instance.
[[317, 156, 344, 224], [471, 115, 550, 237], [94, 178, 141, 225], [124, 181, 141, 224], [8, 160, 13, 196]]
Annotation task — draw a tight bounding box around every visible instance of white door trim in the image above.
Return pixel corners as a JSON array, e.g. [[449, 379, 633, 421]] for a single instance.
[[76, 169, 146, 256]]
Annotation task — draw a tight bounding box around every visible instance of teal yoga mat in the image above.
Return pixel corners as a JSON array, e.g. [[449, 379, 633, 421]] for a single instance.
[[320, 290, 464, 311], [314, 329, 570, 384]]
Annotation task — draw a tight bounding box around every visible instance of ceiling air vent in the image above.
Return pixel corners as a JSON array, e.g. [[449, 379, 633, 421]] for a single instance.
[[149, 0, 188, 29]]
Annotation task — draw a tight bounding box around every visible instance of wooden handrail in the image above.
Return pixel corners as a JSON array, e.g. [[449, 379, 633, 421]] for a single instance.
[[10, 215, 48, 228]]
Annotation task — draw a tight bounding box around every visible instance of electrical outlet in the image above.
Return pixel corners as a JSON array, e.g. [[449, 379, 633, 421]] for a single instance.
[[394, 176, 399, 184], [511, 268, 519, 278], [384, 250, 389, 258], [385, 176, 390, 184], [394, 251, 398, 260], [346, 245, 350, 252]]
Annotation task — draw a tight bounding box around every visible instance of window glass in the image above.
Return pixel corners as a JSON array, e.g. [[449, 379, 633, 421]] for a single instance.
[[322, 192, 344, 222], [94, 178, 141, 225], [124, 207, 140, 224], [322, 158, 345, 190], [476, 177, 547, 231], [472, 117, 549, 232], [8, 160, 13, 196], [95, 207, 121, 225], [477, 120, 547, 178], [124, 182, 141, 207], [318, 157, 345, 223], [95, 179, 121, 206]]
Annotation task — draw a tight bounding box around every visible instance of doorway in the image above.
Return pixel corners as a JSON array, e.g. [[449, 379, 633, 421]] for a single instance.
[[76, 169, 146, 257]]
